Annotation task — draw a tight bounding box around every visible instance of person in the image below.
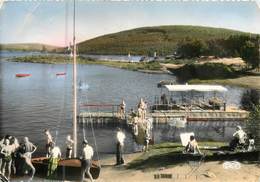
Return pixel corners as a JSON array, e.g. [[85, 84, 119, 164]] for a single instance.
[[8, 135, 19, 176], [184, 135, 202, 155], [143, 101, 148, 119], [247, 134, 255, 152], [119, 99, 126, 119], [143, 128, 150, 152], [44, 129, 54, 157], [0, 137, 5, 175], [47, 143, 61, 177], [81, 140, 94, 182], [229, 126, 247, 151], [66, 135, 74, 158], [116, 128, 125, 165], [0, 139, 14, 180], [19, 137, 37, 179], [233, 126, 246, 145]]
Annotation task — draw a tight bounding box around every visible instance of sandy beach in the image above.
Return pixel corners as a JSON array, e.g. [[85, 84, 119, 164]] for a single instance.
[[97, 153, 260, 182]]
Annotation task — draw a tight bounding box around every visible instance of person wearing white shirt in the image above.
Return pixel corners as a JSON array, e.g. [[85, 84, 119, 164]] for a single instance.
[[81, 140, 94, 182], [233, 126, 246, 145], [116, 128, 125, 165]]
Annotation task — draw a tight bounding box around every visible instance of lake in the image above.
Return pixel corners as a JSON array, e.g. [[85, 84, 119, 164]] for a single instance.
[[0, 52, 247, 160]]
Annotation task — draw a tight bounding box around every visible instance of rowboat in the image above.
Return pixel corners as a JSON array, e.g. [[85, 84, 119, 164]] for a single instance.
[[56, 72, 66, 76], [16, 74, 31, 77], [32, 157, 100, 180]]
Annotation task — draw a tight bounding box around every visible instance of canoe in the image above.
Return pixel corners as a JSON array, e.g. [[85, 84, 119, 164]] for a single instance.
[[56, 72, 66, 76], [31, 157, 100, 180], [16, 74, 31, 77]]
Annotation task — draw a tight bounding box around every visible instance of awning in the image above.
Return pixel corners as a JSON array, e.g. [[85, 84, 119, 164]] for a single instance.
[[164, 84, 228, 92]]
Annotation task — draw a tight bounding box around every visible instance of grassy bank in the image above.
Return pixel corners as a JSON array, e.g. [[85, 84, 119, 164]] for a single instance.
[[127, 142, 259, 171], [7, 55, 163, 72], [127, 142, 227, 171], [189, 76, 260, 90]]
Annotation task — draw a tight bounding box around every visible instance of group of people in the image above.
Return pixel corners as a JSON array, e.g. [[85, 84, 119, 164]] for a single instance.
[[44, 129, 95, 182], [0, 135, 37, 181]]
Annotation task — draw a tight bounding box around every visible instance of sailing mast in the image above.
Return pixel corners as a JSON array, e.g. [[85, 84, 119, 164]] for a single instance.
[[72, 0, 77, 158]]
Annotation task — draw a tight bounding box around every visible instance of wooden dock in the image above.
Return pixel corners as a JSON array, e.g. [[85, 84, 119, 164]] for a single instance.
[[78, 109, 249, 125]]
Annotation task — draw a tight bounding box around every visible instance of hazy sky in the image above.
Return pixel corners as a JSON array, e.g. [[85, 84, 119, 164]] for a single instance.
[[0, 1, 260, 46]]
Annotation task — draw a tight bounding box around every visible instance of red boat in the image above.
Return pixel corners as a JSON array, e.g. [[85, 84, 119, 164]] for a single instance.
[[16, 74, 31, 77], [56, 72, 66, 76]]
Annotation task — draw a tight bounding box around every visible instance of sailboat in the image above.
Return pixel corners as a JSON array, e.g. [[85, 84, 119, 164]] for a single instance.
[[31, 0, 100, 180]]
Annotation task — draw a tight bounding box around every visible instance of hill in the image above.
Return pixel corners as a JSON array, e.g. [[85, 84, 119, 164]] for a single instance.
[[78, 25, 250, 56], [0, 43, 62, 52]]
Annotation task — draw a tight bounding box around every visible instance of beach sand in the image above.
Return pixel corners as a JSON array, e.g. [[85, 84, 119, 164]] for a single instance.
[[97, 153, 260, 182]]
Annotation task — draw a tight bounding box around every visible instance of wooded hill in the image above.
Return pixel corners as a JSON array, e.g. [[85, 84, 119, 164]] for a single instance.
[[77, 25, 251, 56]]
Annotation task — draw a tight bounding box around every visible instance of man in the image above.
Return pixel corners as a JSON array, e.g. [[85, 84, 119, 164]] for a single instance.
[[184, 135, 202, 155], [44, 129, 54, 157], [47, 144, 61, 178], [116, 128, 125, 165], [66, 135, 74, 158], [0, 139, 14, 180], [230, 125, 247, 150], [119, 100, 126, 119], [81, 140, 94, 182], [233, 126, 246, 145], [19, 137, 37, 179]]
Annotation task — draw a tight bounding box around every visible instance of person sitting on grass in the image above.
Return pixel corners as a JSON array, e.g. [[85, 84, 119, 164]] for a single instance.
[[183, 135, 202, 155]]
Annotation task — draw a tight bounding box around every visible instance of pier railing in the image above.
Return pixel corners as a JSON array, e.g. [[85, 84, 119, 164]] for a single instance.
[[80, 103, 120, 116]]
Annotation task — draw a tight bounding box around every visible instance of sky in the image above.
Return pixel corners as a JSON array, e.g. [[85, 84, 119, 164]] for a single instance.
[[0, 1, 260, 47]]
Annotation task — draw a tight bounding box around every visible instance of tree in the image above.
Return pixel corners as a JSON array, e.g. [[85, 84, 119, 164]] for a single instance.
[[246, 105, 260, 153], [241, 89, 260, 111], [240, 40, 259, 69], [176, 38, 207, 58]]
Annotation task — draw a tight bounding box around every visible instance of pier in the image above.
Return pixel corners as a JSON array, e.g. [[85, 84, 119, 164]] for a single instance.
[[78, 108, 249, 125]]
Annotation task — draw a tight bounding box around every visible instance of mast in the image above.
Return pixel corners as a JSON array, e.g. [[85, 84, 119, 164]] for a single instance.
[[72, 0, 77, 158]]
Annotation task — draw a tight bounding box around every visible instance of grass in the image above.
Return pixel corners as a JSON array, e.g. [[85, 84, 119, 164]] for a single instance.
[[127, 142, 227, 171], [7, 55, 163, 71], [189, 76, 260, 90]]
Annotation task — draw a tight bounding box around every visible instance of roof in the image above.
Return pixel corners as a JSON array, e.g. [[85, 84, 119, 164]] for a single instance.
[[164, 84, 228, 92]]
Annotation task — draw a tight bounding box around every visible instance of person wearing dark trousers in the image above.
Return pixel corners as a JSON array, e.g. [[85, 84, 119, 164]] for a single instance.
[[116, 128, 125, 165]]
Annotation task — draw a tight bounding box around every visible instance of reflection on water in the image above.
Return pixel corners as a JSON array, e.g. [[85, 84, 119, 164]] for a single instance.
[[0, 58, 246, 159]]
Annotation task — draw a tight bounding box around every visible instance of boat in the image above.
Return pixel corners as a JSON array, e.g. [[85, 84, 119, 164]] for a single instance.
[[31, 0, 100, 180], [15, 73, 31, 77], [56, 72, 66, 76]]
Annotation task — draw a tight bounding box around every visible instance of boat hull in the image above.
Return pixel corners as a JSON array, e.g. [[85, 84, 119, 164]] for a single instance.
[[32, 157, 100, 180], [16, 74, 31, 77]]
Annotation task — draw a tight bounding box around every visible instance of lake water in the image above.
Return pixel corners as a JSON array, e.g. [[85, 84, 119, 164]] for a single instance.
[[0, 52, 247, 160]]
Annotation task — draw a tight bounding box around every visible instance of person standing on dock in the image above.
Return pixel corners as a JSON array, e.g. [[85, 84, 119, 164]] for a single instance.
[[66, 135, 74, 158], [81, 140, 94, 182], [119, 99, 126, 119], [44, 129, 54, 157], [116, 128, 125, 165]]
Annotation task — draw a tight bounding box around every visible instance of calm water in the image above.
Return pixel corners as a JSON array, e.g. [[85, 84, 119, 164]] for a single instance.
[[0, 53, 246, 159]]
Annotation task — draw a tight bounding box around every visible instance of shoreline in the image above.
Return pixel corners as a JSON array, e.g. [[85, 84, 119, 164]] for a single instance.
[[2, 56, 260, 89]]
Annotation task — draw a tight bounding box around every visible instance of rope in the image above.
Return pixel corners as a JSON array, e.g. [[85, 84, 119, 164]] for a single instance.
[[78, 79, 101, 168]]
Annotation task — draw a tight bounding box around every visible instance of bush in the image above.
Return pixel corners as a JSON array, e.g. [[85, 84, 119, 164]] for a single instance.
[[169, 63, 236, 81]]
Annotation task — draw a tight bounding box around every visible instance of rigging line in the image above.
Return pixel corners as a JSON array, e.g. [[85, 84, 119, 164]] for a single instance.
[[84, 93, 101, 168], [54, 61, 69, 145]]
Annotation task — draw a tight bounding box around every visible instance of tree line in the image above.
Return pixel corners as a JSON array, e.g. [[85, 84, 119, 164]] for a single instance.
[[176, 35, 260, 69]]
